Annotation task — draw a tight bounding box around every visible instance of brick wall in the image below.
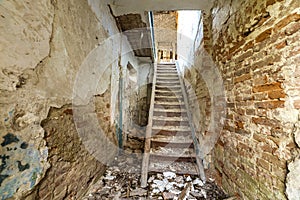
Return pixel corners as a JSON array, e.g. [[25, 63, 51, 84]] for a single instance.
[[208, 0, 300, 199], [181, 0, 300, 199]]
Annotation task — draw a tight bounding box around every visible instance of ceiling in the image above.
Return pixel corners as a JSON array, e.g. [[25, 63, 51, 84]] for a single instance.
[[115, 14, 152, 58], [108, 0, 213, 59]]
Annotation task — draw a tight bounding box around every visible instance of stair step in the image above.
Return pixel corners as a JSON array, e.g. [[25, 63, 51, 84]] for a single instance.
[[157, 72, 178, 75], [153, 110, 187, 117], [156, 85, 181, 89], [156, 82, 181, 87], [151, 135, 193, 145], [154, 104, 185, 110], [153, 119, 189, 127], [152, 125, 191, 132], [155, 98, 183, 103], [154, 101, 184, 106], [156, 80, 180, 83], [156, 77, 179, 81], [156, 73, 179, 78], [154, 108, 186, 112], [152, 129, 191, 137], [152, 116, 188, 121], [155, 95, 183, 99], [155, 92, 182, 97], [157, 70, 177, 73], [148, 160, 198, 175], [155, 89, 182, 94], [150, 147, 196, 162]]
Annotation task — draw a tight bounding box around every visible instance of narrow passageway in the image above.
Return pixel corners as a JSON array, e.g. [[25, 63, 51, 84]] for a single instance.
[[1, 0, 300, 199]]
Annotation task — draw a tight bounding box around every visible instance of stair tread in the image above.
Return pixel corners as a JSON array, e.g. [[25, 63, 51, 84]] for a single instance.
[[148, 160, 198, 175], [154, 101, 185, 105], [151, 146, 195, 157], [151, 135, 193, 143], [152, 116, 189, 121], [152, 125, 191, 131], [155, 95, 183, 98], [155, 90, 182, 93], [154, 108, 186, 112]]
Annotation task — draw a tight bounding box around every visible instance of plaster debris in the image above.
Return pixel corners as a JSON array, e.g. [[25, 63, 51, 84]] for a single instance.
[[83, 153, 227, 200], [163, 171, 177, 179]]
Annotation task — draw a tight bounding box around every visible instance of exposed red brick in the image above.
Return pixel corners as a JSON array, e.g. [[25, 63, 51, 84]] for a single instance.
[[246, 109, 256, 115], [285, 22, 300, 35], [252, 117, 277, 126], [238, 142, 251, 152], [268, 90, 285, 99], [257, 158, 270, 170], [243, 41, 254, 51], [253, 82, 282, 93], [235, 50, 253, 63], [236, 121, 244, 129], [266, 0, 276, 7], [255, 28, 273, 43], [259, 143, 274, 153], [251, 56, 274, 70], [294, 99, 300, 109], [255, 100, 285, 109], [234, 73, 251, 83], [274, 13, 300, 31], [253, 133, 268, 143], [262, 152, 285, 168], [275, 40, 287, 49], [272, 166, 287, 181], [253, 75, 268, 85]]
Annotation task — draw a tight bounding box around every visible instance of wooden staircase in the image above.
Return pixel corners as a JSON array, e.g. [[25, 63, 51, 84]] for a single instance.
[[141, 63, 206, 187]]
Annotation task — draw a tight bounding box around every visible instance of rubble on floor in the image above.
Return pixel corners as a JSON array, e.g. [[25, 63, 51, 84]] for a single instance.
[[83, 153, 228, 200]]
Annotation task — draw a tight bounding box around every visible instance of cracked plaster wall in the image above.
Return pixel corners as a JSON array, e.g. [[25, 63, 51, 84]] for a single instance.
[[0, 0, 142, 199]]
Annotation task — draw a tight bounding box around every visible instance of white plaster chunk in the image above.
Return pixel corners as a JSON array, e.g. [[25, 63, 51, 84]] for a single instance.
[[163, 171, 176, 179], [286, 158, 300, 200]]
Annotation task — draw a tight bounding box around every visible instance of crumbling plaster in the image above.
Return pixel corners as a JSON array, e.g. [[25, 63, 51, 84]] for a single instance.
[[0, 0, 144, 198]]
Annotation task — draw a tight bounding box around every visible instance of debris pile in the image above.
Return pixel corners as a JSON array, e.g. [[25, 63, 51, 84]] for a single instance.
[[83, 153, 228, 200]]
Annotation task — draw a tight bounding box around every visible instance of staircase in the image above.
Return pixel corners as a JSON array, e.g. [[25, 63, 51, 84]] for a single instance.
[[141, 63, 206, 187]]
